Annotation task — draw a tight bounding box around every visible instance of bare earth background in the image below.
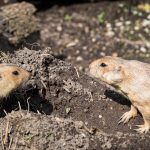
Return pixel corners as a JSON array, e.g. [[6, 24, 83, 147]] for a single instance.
[[0, 1, 150, 149]]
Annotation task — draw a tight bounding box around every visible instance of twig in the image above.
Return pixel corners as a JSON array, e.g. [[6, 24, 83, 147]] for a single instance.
[[4, 120, 9, 145], [18, 101, 22, 111], [27, 97, 31, 113], [8, 136, 13, 150], [116, 37, 150, 47], [1, 129, 5, 150], [37, 110, 41, 114], [74, 67, 80, 78], [3, 110, 8, 116], [40, 77, 47, 89], [13, 133, 19, 150]]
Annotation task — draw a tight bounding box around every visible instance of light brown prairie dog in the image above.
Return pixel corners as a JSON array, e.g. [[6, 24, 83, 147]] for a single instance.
[[0, 63, 30, 98], [89, 56, 150, 133]]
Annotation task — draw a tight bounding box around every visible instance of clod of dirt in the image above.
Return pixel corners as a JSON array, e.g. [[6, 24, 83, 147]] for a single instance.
[[0, 110, 89, 150], [0, 2, 39, 46]]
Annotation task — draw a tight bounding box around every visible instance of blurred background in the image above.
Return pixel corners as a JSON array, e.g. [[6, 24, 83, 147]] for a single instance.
[[0, 0, 150, 72]]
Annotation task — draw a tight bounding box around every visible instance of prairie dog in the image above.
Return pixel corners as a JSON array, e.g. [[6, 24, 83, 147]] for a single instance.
[[0, 63, 30, 98], [89, 56, 150, 133]]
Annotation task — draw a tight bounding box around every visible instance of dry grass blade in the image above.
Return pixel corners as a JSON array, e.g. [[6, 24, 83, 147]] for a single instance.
[[27, 97, 31, 113], [8, 136, 13, 150], [13, 133, 19, 150], [1, 129, 5, 150], [0, 52, 11, 63], [4, 120, 9, 145], [74, 67, 80, 78]]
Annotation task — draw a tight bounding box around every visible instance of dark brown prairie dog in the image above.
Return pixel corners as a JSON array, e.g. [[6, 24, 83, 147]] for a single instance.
[[89, 56, 150, 133], [0, 63, 30, 98]]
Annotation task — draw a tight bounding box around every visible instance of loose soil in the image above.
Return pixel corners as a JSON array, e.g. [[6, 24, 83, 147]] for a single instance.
[[0, 1, 150, 150]]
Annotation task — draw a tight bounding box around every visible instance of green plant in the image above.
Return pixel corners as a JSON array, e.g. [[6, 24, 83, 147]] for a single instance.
[[97, 12, 105, 24], [64, 14, 72, 21]]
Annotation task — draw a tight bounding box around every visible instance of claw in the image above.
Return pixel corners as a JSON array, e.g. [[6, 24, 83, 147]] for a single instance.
[[134, 125, 150, 134], [118, 111, 134, 125]]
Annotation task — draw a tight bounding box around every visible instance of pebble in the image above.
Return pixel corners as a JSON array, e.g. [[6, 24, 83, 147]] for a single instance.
[[115, 22, 123, 27], [125, 21, 131, 25], [98, 115, 102, 118], [106, 30, 115, 37], [75, 121, 84, 129], [100, 52, 106, 56], [112, 52, 118, 57], [138, 12, 143, 16], [132, 10, 138, 15], [142, 19, 150, 27], [106, 22, 112, 28], [92, 38, 96, 42], [56, 25, 62, 32], [76, 56, 83, 62], [144, 28, 149, 34], [134, 26, 140, 31], [140, 47, 147, 53]]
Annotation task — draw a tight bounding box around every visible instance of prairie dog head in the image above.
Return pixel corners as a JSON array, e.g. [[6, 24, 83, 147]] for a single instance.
[[89, 56, 127, 86], [0, 64, 31, 98]]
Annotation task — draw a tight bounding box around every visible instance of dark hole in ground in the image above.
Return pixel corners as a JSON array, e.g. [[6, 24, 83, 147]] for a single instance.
[[105, 89, 131, 106], [0, 88, 53, 118], [0, 32, 40, 53]]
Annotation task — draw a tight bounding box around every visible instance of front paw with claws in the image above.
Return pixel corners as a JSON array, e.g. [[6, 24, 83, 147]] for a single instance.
[[118, 105, 137, 124], [118, 110, 137, 124], [135, 124, 150, 134]]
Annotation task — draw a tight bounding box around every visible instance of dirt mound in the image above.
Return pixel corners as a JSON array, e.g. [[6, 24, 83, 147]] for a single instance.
[[0, 111, 90, 150], [0, 47, 148, 149]]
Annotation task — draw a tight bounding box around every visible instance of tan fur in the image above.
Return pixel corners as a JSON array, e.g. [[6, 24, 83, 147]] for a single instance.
[[0, 64, 30, 98], [89, 56, 150, 133]]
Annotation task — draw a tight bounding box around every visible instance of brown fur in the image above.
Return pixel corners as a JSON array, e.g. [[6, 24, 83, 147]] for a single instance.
[[89, 56, 150, 133], [0, 64, 30, 98]]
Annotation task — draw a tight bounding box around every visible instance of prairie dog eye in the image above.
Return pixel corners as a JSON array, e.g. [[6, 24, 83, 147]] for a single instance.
[[100, 63, 107, 67], [12, 71, 19, 76]]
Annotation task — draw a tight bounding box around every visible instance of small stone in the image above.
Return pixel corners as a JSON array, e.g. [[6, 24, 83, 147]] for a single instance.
[[106, 141, 112, 149], [85, 26, 89, 33], [115, 22, 123, 27], [106, 23, 112, 28], [83, 46, 87, 50], [76, 56, 83, 62], [125, 21, 131, 25], [112, 52, 118, 57], [56, 25, 62, 32], [78, 23, 83, 28], [92, 38, 96, 42], [116, 132, 123, 137], [85, 122, 88, 125], [147, 14, 150, 19], [140, 47, 147, 53], [100, 52, 106, 56], [98, 115, 102, 118], [138, 12, 142, 16], [132, 10, 138, 15], [134, 26, 139, 31], [84, 108, 88, 113], [144, 28, 149, 34], [142, 19, 150, 27], [130, 30, 134, 34], [105, 30, 115, 37], [75, 121, 84, 129]]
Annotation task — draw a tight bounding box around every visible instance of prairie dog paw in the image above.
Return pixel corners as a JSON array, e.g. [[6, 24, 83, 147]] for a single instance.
[[118, 111, 137, 124], [135, 124, 150, 134]]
